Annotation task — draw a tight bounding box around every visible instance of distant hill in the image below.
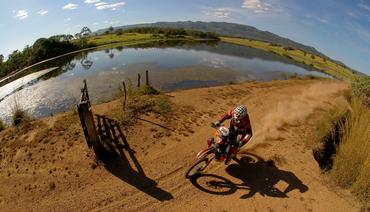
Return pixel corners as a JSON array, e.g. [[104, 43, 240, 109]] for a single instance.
[[96, 21, 324, 55], [95, 21, 364, 76]]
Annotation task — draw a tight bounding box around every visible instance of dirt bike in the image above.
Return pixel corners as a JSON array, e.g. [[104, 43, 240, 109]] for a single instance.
[[185, 123, 240, 178]]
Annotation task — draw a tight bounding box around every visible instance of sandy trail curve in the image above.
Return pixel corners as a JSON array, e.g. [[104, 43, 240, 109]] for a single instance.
[[0, 79, 360, 211]]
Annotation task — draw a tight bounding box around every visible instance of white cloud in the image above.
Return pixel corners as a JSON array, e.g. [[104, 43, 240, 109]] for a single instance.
[[305, 14, 329, 24], [14, 10, 29, 20], [242, 0, 271, 14], [95, 2, 125, 10], [346, 11, 357, 18], [95, 2, 106, 6], [64, 18, 72, 21], [37, 10, 48, 15], [358, 3, 370, 11], [204, 8, 232, 19], [93, 22, 99, 26], [63, 3, 78, 10], [85, 0, 100, 3]]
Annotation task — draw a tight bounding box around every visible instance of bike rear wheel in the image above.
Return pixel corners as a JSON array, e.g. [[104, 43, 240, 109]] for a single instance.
[[185, 157, 210, 178]]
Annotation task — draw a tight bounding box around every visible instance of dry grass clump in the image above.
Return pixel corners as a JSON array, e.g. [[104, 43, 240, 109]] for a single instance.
[[313, 104, 348, 146], [119, 94, 172, 126], [313, 78, 369, 205], [351, 76, 370, 107], [117, 82, 172, 126], [315, 82, 369, 206], [330, 98, 370, 203], [12, 108, 32, 126], [0, 118, 6, 132]]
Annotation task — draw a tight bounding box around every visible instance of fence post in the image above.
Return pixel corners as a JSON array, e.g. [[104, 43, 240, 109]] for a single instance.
[[145, 70, 149, 86], [137, 73, 141, 88], [78, 101, 101, 154], [77, 80, 102, 155]]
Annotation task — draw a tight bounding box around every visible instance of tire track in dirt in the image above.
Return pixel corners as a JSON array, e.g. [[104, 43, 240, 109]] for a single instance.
[[96, 80, 357, 212], [0, 80, 360, 211]]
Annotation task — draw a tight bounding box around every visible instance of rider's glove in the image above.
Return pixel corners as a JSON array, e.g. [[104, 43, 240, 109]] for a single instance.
[[237, 140, 244, 150]]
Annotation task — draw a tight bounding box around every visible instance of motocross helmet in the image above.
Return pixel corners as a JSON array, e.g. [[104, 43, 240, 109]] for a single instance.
[[232, 105, 247, 124]]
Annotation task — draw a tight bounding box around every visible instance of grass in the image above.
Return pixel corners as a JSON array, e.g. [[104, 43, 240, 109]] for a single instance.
[[74, 33, 214, 50], [117, 82, 172, 126], [351, 76, 370, 107], [330, 98, 370, 204], [314, 77, 370, 205], [314, 103, 348, 146], [85, 33, 155, 46], [221, 37, 357, 81], [12, 108, 32, 126], [118, 94, 172, 126], [0, 118, 6, 131], [139, 85, 160, 95]]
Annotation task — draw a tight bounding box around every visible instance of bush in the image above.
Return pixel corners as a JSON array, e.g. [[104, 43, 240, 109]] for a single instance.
[[352, 76, 370, 107], [314, 90, 370, 204], [119, 94, 172, 126], [12, 109, 31, 126], [0, 119, 6, 131], [283, 46, 294, 51], [140, 85, 160, 95], [330, 98, 370, 203]]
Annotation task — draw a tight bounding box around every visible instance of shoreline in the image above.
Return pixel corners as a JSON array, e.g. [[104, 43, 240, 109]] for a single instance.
[[0, 37, 216, 85], [0, 77, 329, 125]]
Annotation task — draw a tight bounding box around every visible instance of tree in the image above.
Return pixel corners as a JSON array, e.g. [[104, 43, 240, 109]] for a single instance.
[[75, 33, 81, 39], [116, 29, 123, 36], [109, 26, 114, 32], [0, 54, 3, 64], [66, 34, 74, 41], [80, 27, 92, 37]]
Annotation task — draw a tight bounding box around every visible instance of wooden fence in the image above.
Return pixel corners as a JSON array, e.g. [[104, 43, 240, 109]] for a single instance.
[[77, 71, 151, 155], [77, 80, 101, 153]]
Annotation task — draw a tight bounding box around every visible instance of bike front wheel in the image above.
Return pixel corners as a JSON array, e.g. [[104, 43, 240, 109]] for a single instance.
[[185, 157, 210, 178]]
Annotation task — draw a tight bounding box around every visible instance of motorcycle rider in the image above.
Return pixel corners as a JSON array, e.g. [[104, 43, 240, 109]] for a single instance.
[[212, 105, 253, 164]]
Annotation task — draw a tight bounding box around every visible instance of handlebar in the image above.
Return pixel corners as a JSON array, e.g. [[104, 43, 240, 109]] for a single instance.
[[210, 122, 218, 129]]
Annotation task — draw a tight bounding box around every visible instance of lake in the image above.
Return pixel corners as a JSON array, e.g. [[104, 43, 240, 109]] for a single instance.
[[0, 41, 328, 122]]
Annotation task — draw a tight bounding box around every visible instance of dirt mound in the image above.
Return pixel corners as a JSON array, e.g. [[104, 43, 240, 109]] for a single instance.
[[0, 79, 360, 211]]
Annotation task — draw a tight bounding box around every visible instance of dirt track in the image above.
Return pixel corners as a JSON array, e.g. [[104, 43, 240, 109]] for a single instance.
[[0, 79, 361, 211]]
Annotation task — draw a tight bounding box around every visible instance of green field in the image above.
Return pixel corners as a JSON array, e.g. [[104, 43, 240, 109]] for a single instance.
[[221, 37, 357, 81], [78, 33, 214, 48], [85, 33, 156, 46]]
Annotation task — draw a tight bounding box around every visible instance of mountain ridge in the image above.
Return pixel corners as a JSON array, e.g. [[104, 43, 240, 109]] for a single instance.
[[95, 21, 324, 56]]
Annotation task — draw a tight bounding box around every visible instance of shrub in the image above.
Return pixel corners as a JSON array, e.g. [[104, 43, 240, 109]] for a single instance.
[[119, 94, 171, 126], [0, 119, 6, 131], [12, 109, 31, 126], [140, 85, 160, 95], [152, 95, 172, 115], [352, 76, 370, 107], [283, 46, 294, 51], [330, 98, 370, 203]]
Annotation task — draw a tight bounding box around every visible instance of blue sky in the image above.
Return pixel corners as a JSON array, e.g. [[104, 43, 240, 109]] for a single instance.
[[1, 0, 370, 75]]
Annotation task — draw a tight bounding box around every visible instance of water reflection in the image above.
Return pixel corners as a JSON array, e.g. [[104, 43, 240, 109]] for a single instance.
[[0, 40, 328, 122]]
